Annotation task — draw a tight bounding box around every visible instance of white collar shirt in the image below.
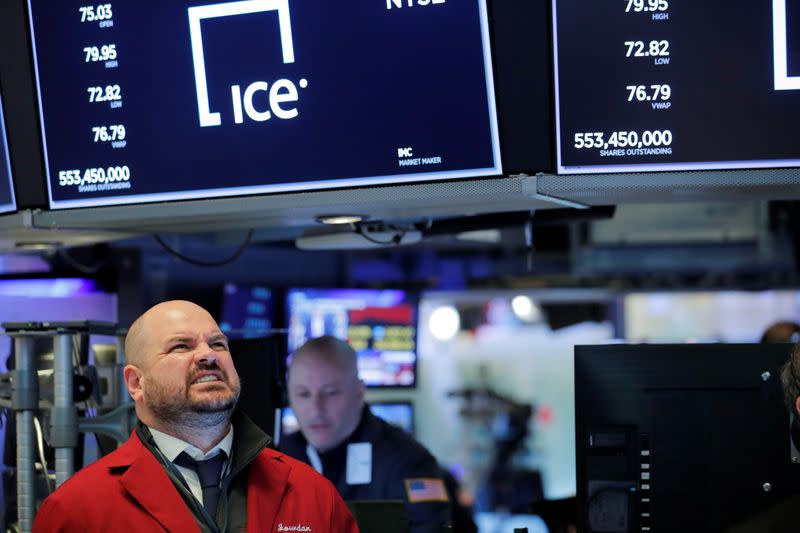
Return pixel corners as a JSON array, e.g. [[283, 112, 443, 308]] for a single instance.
[[149, 426, 234, 505]]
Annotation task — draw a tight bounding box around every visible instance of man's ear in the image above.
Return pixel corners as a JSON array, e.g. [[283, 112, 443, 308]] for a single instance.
[[357, 379, 366, 401], [124, 364, 143, 402], [795, 396, 800, 419]]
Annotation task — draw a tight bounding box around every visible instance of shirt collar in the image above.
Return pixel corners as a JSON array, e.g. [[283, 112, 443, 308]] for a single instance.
[[149, 425, 234, 463]]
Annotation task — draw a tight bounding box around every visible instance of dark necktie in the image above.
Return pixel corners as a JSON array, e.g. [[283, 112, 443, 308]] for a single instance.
[[174, 451, 226, 520]]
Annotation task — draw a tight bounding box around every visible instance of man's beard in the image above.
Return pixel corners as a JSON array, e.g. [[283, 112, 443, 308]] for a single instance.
[[144, 367, 241, 430]]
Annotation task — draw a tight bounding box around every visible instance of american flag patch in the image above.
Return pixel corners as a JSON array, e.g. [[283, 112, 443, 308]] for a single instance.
[[404, 478, 449, 503]]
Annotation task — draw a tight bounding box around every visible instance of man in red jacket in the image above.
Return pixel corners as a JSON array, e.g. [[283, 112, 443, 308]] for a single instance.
[[33, 300, 358, 533]]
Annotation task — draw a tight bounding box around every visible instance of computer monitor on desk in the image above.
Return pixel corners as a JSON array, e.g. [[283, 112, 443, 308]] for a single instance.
[[345, 500, 409, 533], [575, 343, 800, 532]]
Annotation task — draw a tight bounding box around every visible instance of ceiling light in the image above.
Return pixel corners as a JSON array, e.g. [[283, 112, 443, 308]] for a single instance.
[[315, 215, 367, 225], [456, 229, 502, 243], [512, 295, 542, 322], [429, 305, 460, 341], [15, 242, 60, 252], [296, 230, 422, 250]]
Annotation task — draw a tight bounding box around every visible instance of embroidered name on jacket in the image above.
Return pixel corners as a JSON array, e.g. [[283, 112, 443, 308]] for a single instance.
[[277, 523, 312, 532]]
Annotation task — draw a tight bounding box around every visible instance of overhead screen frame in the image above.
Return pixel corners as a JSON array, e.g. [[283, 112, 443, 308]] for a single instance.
[[7, 0, 799, 229], [26, 0, 509, 210], [0, 89, 17, 214]]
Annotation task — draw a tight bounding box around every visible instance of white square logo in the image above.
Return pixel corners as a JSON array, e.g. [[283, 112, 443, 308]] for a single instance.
[[774, 0, 800, 90], [188, 0, 307, 126]]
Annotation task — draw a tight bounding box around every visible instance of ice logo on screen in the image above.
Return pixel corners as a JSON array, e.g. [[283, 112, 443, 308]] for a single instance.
[[774, 0, 800, 90], [188, 0, 308, 126]]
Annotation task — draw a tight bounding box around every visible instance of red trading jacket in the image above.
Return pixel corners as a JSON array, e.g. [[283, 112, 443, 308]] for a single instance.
[[33, 431, 359, 533]]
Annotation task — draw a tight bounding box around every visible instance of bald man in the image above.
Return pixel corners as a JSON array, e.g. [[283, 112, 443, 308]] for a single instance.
[[281, 336, 452, 533], [34, 300, 357, 533]]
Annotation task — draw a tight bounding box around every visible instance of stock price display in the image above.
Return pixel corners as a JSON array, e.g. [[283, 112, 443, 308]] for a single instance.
[[29, 0, 500, 209], [553, 0, 800, 173]]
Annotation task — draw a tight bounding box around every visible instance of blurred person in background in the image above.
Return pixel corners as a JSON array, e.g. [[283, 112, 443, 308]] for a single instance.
[[281, 335, 470, 532]]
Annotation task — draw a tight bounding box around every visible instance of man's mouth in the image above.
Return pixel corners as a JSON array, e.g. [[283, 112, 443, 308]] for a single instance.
[[191, 373, 222, 385]]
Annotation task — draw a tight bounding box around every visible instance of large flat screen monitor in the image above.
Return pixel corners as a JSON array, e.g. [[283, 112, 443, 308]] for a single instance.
[[287, 289, 416, 387], [553, 1, 800, 174], [27, 0, 501, 209], [575, 343, 800, 532], [218, 282, 273, 339], [0, 89, 16, 214]]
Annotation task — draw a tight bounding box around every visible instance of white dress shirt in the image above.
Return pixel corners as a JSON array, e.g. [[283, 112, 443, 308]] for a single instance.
[[149, 426, 234, 505]]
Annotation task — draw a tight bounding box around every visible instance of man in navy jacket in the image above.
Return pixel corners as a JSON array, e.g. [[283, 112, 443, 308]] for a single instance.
[[280, 336, 451, 533]]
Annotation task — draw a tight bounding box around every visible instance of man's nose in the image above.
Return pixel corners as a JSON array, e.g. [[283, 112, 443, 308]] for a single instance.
[[195, 343, 219, 366], [313, 393, 327, 413]]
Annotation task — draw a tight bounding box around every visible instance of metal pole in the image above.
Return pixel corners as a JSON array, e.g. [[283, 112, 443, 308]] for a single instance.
[[14, 336, 37, 533], [52, 334, 76, 488]]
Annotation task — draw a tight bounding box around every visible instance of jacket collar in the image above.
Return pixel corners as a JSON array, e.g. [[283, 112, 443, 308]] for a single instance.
[[245, 450, 293, 531], [229, 409, 271, 477], [352, 404, 382, 441], [286, 403, 378, 457], [111, 432, 201, 533], [326, 404, 379, 452], [106, 411, 272, 533], [229, 411, 292, 530]]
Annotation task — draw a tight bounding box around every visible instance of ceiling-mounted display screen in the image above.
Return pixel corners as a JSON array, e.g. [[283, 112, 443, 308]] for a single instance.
[[28, 0, 501, 209], [0, 90, 16, 214], [553, 1, 800, 174]]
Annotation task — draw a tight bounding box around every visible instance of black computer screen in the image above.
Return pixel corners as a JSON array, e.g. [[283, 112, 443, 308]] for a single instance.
[[553, 1, 800, 174], [575, 343, 800, 532], [27, 0, 501, 209], [229, 336, 287, 437]]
